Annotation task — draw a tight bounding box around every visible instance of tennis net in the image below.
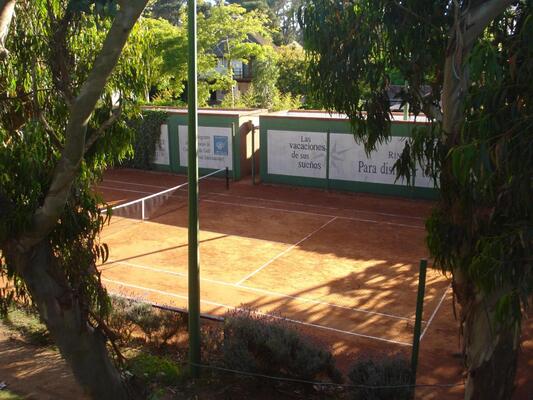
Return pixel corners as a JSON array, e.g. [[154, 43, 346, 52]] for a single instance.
[[101, 167, 229, 222]]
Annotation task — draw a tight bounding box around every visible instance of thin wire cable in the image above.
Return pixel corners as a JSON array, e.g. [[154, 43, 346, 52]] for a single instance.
[[184, 362, 465, 390]]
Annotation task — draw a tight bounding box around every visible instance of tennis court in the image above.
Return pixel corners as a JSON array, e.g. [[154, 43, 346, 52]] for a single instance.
[[96, 168, 452, 351]]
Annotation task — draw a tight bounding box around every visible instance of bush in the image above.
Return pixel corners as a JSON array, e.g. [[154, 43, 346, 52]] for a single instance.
[[222, 309, 342, 383], [348, 356, 413, 400], [124, 110, 168, 170], [108, 296, 186, 347], [128, 353, 183, 386], [108, 296, 152, 343], [135, 307, 186, 347]]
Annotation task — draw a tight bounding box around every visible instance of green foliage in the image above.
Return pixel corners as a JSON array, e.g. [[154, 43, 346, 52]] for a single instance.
[[1, 306, 52, 346], [128, 353, 183, 386], [276, 43, 307, 96], [0, 391, 24, 400], [228, 0, 304, 45], [301, 0, 532, 329], [107, 296, 152, 342], [300, 0, 449, 151], [107, 296, 187, 347], [146, 0, 186, 25], [124, 111, 168, 170], [348, 356, 413, 400], [0, 0, 148, 319], [222, 309, 342, 383]]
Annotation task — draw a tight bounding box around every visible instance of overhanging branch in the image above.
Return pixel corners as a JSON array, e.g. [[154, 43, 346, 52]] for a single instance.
[[84, 104, 123, 153], [465, 0, 515, 47], [0, 0, 16, 60], [17, 0, 149, 253]]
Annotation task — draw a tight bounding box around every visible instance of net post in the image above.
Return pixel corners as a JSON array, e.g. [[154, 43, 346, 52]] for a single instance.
[[411, 259, 427, 392], [141, 199, 145, 220], [187, 0, 201, 379], [225, 166, 229, 190]]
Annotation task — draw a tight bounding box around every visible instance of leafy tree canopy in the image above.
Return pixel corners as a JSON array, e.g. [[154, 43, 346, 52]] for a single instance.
[[300, 1, 532, 398]]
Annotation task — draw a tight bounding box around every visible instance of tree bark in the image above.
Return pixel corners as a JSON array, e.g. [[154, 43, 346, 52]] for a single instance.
[[0, 0, 16, 60], [17, 0, 149, 253], [454, 271, 519, 400], [440, 2, 519, 399], [6, 241, 133, 400], [8, 1, 149, 399]]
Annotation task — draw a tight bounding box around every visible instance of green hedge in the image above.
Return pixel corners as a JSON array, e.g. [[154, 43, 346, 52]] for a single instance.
[[124, 110, 168, 170]]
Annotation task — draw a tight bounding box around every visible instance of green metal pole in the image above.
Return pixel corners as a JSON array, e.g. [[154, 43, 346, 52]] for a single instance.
[[187, 0, 201, 378], [411, 259, 428, 390]]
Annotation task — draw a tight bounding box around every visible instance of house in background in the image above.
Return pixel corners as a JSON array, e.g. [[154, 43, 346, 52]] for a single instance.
[[210, 33, 268, 104]]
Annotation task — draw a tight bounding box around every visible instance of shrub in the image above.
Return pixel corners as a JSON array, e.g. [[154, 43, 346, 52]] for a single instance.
[[348, 356, 413, 400], [108, 296, 186, 347], [222, 309, 342, 383], [128, 353, 183, 386], [135, 307, 186, 347], [108, 296, 152, 343], [123, 110, 168, 170]]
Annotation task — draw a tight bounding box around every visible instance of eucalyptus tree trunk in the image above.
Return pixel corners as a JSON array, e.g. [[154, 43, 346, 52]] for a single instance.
[[5, 1, 149, 398], [441, 2, 518, 398], [453, 272, 519, 400], [0, 0, 16, 59], [5, 241, 132, 400]]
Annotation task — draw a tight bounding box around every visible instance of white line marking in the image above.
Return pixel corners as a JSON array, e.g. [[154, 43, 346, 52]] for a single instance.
[[420, 283, 451, 340], [102, 259, 422, 322], [103, 178, 426, 221], [102, 277, 412, 346], [235, 217, 339, 285], [98, 186, 424, 230], [202, 199, 424, 230]]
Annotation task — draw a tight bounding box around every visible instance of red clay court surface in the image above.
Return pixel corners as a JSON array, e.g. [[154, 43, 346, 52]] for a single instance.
[[96, 168, 533, 400]]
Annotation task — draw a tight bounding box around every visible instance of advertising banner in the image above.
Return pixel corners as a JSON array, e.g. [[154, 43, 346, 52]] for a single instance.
[[178, 126, 233, 169]]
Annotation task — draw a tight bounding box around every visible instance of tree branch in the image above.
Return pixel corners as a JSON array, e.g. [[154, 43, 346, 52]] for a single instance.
[[17, 0, 149, 253], [84, 104, 123, 153], [464, 0, 515, 47], [0, 0, 16, 60]]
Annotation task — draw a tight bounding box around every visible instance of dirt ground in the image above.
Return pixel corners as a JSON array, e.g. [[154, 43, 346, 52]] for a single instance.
[[97, 168, 532, 400], [0, 325, 88, 400], [0, 168, 530, 400]]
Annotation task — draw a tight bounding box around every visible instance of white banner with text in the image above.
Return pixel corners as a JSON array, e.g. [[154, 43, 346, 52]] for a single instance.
[[267, 130, 327, 179], [178, 125, 233, 170]]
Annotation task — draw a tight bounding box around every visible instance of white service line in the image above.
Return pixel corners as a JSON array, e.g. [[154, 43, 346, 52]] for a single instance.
[[98, 185, 424, 230], [235, 217, 339, 285], [102, 277, 413, 347], [202, 199, 425, 230], [102, 259, 421, 322], [103, 178, 426, 221], [419, 283, 452, 340]]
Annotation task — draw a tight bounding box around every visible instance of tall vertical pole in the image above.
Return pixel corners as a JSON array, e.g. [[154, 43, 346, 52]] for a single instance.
[[411, 259, 428, 392], [187, 0, 201, 378]]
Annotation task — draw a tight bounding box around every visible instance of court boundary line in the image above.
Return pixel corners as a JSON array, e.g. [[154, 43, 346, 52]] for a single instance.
[[419, 283, 452, 340], [102, 259, 423, 322], [102, 277, 413, 347], [235, 217, 339, 285], [98, 185, 424, 230], [102, 178, 426, 221]]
